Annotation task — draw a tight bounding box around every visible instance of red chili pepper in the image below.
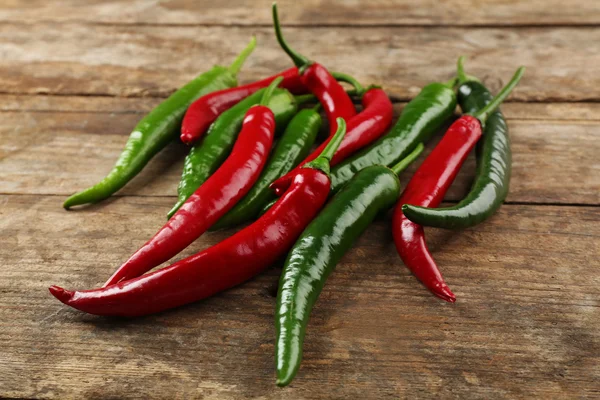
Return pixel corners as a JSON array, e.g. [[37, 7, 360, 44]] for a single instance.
[[271, 87, 393, 195], [392, 115, 481, 302], [49, 119, 348, 317], [393, 67, 525, 302], [272, 3, 356, 136], [101, 78, 284, 287], [180, 67, 306, 145]]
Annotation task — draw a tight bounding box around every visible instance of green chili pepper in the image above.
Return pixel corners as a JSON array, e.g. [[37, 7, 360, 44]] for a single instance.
[[403, 57, 512, 229], [274, 144, 424, 387], [210, 106, 321, 230], [167, 87, 300, 218], [329, 79, 457, 194], [63, 37, 257, 209]]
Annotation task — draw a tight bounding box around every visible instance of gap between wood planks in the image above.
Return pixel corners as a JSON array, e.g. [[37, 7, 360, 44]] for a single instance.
[[2, 17, 600, 29], [5, 91, 600, 104], [2, 96, 600, 123], [1, 192, 598, 209]]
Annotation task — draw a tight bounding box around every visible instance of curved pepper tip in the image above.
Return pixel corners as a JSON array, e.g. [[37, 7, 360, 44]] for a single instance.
[[434, 284, 456, 303], [62, 196, 78, 210], [167, 201, 184, 220], [49, 285, 75, 304], [180, 131, 195, 146], [275, 375, 292, 388]]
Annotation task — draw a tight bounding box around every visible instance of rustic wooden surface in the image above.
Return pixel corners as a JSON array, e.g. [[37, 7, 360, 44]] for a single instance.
[[1, 1, 599, 399]]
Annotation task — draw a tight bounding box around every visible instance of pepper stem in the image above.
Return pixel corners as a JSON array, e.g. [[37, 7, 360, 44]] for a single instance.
[[390, 143, 424, 175], [331, 72, 365, 96], [228, 36, 257, 76], [472, 66, 525, 125], [304, 118, 346, 175], [442, 77, 459, 89], [272, 2, 311, 69], [259, 76, 284, 106], [456, 56, 480, 86]]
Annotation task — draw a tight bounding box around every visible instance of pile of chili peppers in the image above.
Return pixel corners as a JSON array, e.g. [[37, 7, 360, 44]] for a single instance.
[[52, 4, 525, 387]]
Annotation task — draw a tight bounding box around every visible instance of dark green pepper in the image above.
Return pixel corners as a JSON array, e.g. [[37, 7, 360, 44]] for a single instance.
[[274, 145, 424, 387], [167, 87, 300, 218], [63, 37, 257, 209], [329, 79, 457, 194], [211, 106, 321, 230], [403, 57, 512, 229]]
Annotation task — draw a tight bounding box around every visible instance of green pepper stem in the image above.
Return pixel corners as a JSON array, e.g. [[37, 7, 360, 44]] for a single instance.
[[456, 56, 480, 86], [390, 143, 424, 175], [331, 72, 365, 96], [259, 76, 284, 106], [473, 66, 525, 125], [228, 36, 257, 76], [304, 118, 346, 175], [317, 118, 346, 162], [272, 3, 311, 69], [442, 77, 459, 89]]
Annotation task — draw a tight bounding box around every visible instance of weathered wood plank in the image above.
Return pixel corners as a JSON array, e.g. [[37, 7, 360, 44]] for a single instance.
[[1, 100, 599, 205], [2, 23, 600, 101], [1, 0, 599, 27], [1, 195, 598, 399]]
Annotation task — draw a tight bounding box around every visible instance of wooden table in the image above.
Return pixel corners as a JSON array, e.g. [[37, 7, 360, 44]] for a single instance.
[[1, 1, 599, 398]]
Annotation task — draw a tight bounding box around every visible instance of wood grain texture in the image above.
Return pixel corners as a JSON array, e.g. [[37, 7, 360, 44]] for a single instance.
[[1, 99, 598, 205], [2, 22, 600, 101], [1, 195, 598, 399], [1, 0, 599, 26], [2, 1, 599, 398]]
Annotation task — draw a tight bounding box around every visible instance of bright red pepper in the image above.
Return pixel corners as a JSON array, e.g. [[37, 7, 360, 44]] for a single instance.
[[392, 115, 481, 302], [271, 87, 393, 195], [180, 67, 306, 145], [272, 3, 356, 136], [393, 66, 525, 302], [299, 63, 357, 132], [49, 119, 348, 317], [101, 79, 283, 287]]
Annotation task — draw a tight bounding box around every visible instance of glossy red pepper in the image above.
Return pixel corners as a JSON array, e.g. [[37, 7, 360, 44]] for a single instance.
[[101, 79, 283, 287], [180, 67, 306, 145], [393, 66, 525, 302], [272, 3, 356, 136], [392, 115, 481, 302], [49, 119, 348, 317], [272, 87, 393, 194]]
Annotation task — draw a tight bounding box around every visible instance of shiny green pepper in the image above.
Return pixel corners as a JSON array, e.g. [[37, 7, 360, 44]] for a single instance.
[[64, 38, 257, 209], [330, 80, 457, 193], [403, 57, 513, 229], [274, 145, 424, 387]]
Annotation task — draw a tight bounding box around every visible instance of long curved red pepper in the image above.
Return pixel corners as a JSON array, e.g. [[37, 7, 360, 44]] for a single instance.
[[272, 88, 393, 195], [392, 115, 482, 303], [49, 119, 348, 317], [393, 66, 525, 302], [180, 67, 306, 145], [101, 80, 282, 287], [272, 3, 356, 137]]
